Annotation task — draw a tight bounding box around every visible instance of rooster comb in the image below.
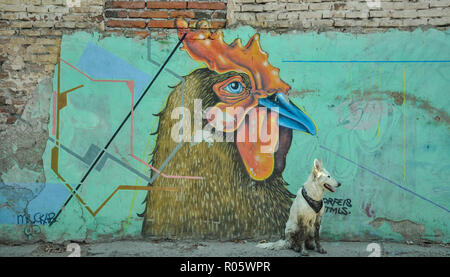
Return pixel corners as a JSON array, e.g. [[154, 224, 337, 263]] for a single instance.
[[176, 18, 291, 93]]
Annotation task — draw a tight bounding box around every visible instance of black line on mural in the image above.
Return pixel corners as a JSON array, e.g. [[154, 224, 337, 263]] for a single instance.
[[147, 31, 183, 79], [47, 137, 153, 183], [145, 31, 189, 182], [148, 79, 185, 183], [49, 33, 187, 226]]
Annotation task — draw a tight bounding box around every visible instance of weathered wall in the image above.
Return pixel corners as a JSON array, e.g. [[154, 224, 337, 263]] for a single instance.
[[0, 0, 449, 244], [0, 0, 104, 130], [105, 0, 227, 30], [229, 0, 450, 30]]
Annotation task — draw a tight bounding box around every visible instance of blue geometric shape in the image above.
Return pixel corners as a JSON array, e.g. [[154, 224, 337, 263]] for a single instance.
[[0, 183, 70, 225], [77, 42, 152, 99]]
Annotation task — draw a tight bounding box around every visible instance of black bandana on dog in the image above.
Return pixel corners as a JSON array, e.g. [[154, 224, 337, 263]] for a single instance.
[[302, 187, 323, 213]]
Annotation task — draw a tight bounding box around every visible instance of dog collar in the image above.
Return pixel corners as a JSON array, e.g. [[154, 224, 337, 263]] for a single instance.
[[302, 187, 323, 213]]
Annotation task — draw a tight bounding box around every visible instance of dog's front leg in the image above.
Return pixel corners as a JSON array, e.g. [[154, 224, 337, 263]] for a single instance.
[[288, 231, 308, 256], [299, 241, 309, 256], [295, 231, 309, 256], [314, 218, 327, 254], [287, 232, 301, 252]]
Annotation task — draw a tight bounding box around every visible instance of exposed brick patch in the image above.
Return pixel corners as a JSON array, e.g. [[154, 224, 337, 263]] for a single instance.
[[105, 1, 229, 30], [1, 0, 449, 131], [333, 3, 346, 11], [0, 0, 104, 130], [229, 0, 450, 31], [6, 116, 17, 125], [212, 11, 227, 20]]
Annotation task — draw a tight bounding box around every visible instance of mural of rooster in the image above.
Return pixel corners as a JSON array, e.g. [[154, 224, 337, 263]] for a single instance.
[[141, 19, 317, 240]]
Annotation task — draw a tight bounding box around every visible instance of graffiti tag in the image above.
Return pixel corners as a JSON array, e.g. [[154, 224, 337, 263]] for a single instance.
[[23, 225, 41, 238], [324, 198, 352, 215], [17, 212, 56, 225]]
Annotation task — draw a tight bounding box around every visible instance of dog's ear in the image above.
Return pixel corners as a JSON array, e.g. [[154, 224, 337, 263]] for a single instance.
[[314, 159, 322, 171], [313, 159, 322, 177]]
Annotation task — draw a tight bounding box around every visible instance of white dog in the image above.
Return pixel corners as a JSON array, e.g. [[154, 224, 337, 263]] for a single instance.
[[257, 159, 341, 256]]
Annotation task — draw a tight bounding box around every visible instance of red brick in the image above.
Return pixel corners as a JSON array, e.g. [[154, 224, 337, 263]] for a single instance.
[[107, 20, 147, 29], [187, 2, 226, 10], [185, 20, 226, 29], [134, 31, 150, 39], [210, 21, 226, 29], [105, 10, 128, 18], [91, 15, 104, 23], [110, 1, 145, 9], [12, 99, 24, 105], [186, 20, 196, 28], [148, 20, 175, 29], [333, 3, 345, 10], [147, 1, 186, 9], [129, 11, 168, 19], [6, 116, 17, 124], [212, 11, 226, 19], [169, 11, 195, 19]]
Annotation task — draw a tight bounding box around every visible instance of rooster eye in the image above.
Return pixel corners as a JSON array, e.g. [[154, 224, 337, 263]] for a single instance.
[[224, 81, 244, 94]]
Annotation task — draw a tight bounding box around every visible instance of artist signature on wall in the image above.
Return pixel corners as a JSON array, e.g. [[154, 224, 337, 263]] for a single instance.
[[324, 198, 352, 215]]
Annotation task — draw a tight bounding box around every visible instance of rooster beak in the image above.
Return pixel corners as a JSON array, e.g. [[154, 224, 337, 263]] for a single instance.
[[258, 93, 317, 135]]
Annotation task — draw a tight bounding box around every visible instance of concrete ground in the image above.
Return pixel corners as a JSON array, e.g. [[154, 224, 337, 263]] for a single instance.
[[0, 239, 449, 257]]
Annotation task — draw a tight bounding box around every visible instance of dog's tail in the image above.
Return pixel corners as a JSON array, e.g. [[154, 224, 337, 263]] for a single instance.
[[256, 239, 288, 250]]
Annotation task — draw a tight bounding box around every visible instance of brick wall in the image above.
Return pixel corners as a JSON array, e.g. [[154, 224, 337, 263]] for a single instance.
[[0, 0, 103, 129], [104, 1, 227, 31], [228, 0, 450, 31], [0, 0, 228, 130]]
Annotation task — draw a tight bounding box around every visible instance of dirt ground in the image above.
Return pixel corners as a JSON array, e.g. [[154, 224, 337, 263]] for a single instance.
[[0, 239, 449, 257]]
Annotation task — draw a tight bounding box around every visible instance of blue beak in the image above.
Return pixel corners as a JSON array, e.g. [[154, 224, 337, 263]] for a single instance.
[[258, 93, 317, 135]]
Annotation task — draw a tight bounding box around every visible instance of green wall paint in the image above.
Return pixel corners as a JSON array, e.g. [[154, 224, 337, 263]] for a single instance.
[[1, 28, 448, 243]]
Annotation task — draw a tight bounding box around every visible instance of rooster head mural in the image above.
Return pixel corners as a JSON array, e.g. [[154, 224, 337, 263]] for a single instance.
[[141, 19, 317, 239]]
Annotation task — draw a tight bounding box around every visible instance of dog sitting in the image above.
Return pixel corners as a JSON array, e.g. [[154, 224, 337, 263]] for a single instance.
[[257, 159, 341, 256]]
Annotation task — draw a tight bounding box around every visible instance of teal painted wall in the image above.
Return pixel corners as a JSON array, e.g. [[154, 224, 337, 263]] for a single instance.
[[0, 28, 448, 243]]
